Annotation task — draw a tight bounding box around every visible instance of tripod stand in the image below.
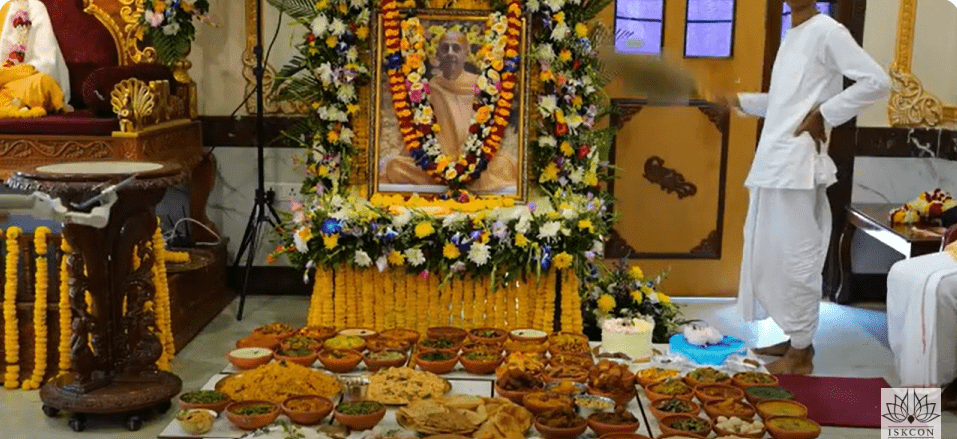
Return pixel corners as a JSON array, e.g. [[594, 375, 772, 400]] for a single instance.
[[233, 0, 281, 320]]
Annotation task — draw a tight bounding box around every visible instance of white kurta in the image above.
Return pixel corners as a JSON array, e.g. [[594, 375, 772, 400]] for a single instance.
[[738, 14, 888, 190], [736, 14, 888, 348], [0, 0, 70, 102], [888, 252, 957, 387]]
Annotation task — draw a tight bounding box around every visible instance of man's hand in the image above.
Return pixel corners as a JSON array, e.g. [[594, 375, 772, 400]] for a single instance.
[[795, 108, 827, 152], [714, 94, 739, 112]]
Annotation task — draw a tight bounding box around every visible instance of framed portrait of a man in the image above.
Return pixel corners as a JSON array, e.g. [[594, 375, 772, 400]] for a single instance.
[[370, 9, 529, 198]]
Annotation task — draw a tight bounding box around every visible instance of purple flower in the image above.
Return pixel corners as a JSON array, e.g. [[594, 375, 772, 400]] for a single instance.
[[410, 88, 423, 103], [420, 270, 430, 279], [528, 202, 537, 213]]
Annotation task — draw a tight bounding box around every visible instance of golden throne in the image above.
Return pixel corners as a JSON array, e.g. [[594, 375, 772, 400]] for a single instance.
[[0, 0, 216, 240]]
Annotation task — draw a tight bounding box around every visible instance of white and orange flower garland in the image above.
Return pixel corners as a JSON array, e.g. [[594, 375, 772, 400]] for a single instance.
[[382, 0, 523, 191]]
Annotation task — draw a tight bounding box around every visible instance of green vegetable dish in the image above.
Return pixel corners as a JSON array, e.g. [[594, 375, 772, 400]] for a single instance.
[[473, 330, 501, 338], [746, 386, 794, 400], [651, 379, 691, 395], [658, 398, 693, 413], [670, 417, 708, 432], [420, 351, 454, 362], [422, 338, 455, 349], [465, 352, 502, 361], [232, 405, 274, 416], [337, 401, 383, 415], [278, 348, 314, 357], [180, 390, 227, 404]]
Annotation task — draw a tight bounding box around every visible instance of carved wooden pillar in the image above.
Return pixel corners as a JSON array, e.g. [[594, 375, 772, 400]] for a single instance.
[[7, 161, 184, 431]]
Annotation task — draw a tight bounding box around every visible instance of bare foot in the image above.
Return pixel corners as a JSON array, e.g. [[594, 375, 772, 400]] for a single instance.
[[765, 346, 814, 375], [753, 340, 791, 357]]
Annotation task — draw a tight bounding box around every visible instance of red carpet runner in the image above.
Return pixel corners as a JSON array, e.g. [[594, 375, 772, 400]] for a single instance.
[[775, 375, 890, 428]]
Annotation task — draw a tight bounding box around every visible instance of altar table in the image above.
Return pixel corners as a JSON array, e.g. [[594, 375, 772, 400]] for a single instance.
[[157, 344, 766, 439]]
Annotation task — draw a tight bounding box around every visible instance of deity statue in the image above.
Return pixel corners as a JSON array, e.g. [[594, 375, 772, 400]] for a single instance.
[[0, 0, 70, 118]]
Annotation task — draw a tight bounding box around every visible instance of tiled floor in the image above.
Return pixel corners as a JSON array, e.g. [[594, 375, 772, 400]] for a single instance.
[[2, 296, 953, 438]]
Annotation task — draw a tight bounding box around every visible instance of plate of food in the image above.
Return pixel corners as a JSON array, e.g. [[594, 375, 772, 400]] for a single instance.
[[396, 395, 532, 438], [365, 367, 452, 405], [215, 361, 342, 403]]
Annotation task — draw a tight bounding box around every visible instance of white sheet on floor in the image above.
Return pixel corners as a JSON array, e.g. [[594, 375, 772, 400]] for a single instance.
[[887, 252, 957, 387]]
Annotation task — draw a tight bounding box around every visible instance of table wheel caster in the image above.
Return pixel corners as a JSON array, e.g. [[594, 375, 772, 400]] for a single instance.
[[41, 405, 59, 418], [126, 414, 143, 431], [156, 400, 172, 414], [68, 414, 86, 432]]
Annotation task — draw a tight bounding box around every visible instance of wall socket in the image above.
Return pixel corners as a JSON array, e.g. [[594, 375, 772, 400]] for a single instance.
[[267, 182, 305, 211]]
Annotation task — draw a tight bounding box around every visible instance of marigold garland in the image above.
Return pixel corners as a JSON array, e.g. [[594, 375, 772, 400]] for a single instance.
[[372, 270, 384, 330], [394, 271, 406, 329], [505, 281, 516, 329], [559, 270, 573, 332], [333, 265, 346, 328], [449, 277, 462, 327], [361, 269, 374, 329], [568, 270, 582, 332], [22, 228, 50, 390], [543, 269, 557, 333], [152, 225, 175, 371], [381, 271, 395, 329], [4, 227, 21, 389], [461, 276, 473, 329], [415, 273, 427, 334], [164, 250, 189, 263], [439, 279, 451, 327], [57, 238, 71, 374], [427, 274, 440, 327]]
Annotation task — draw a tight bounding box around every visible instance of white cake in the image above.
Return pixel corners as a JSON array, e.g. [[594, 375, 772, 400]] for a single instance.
[[601, 318, 655, 361]]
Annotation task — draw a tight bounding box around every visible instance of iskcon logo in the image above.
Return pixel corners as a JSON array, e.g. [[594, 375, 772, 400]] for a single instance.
[[881, 388, 942, 439]]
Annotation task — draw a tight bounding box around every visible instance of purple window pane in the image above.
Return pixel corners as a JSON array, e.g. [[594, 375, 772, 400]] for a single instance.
[[616, 0, 664, 20], [615, 19, 663, 55], [685, 22, 733, 57], [687, 0, 734, 21]]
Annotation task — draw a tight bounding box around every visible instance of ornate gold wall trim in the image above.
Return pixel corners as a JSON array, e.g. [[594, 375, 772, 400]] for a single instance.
[[888, 0, 957, 127], [83, 0, 157, 66]]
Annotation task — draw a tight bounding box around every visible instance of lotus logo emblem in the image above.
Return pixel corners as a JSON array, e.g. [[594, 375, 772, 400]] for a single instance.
[[882, 389, 941, 424]]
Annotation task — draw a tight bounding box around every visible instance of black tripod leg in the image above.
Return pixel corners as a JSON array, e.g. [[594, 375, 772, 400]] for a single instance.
[[237, 205, 262, 320], [232, 200, 259, 271]]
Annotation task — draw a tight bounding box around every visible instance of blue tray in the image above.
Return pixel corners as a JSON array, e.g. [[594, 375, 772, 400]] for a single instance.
[[669, 334, 746, 365]]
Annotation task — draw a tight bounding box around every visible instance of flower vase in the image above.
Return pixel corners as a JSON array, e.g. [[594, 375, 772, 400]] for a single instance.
[[600, 316, 655, 362]]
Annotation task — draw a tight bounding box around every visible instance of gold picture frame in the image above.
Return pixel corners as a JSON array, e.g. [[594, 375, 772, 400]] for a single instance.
[[243, 0, 310, 114], [889, 0, 957, 127], [368, 8, 530, 200]]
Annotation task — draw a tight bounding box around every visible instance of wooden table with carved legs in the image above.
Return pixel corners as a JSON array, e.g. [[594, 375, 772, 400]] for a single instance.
[[7, 161, 185, 432]]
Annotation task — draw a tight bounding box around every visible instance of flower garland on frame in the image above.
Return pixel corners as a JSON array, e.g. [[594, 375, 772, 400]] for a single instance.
[[57, 238, 71, 374], [4, 1, 30, 68], [268, 0, 372, 195], [382, 0, 523, 191]]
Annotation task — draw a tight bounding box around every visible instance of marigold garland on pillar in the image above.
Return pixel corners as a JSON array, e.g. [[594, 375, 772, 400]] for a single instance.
[[333, 266, 346, 328], [381, 271, 395, 329], [152, 225, 176, 371], [57, 238, 71, 374], [361, 269, 374, 329], [473, 276, 486, 328], [544, 269, 557, 332], [415, 273, 427, 334], [22, 227, 50, 390], [394, 271, 406, 329], [4, 227, 21, 389], [372, 270, 384, 330], [450, 277, 462, 328]]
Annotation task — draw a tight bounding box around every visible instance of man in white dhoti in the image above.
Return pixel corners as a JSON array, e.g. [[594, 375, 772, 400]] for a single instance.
[[888, 246, 957, 409], [721, 0, 889, 374]]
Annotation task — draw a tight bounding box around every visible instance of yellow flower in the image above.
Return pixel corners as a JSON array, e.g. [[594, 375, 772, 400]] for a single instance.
[[657, 292, 671, 304], [388, 251, 405, 266], [571, 95, 583, 108], [629, 265, 644, 279], [414, 221, 435, 238], [560, 141, 574, 157], [578, 219, 593, 232], [641, 285, 654, 297], [443, 242, 460, 259], [554, 252, 573, 269], [356, 25, 369, 40], [514, 234, 529, 248], [347, 104, 360, 114], [572, 22, 588, 38], [558, 49, 572, 62], [553, 12, 565, 23], [338, 1, 348, 13], [630, 290, 643, 303], [597, 294, 616, 313], [322, 233, 339, 249], [326, 35, 337, 48], [315, 0, 328, 9], [327, 130, 339, 143], [583, 171, 598, 186], [540, 162, 559, 182], [475, 105, 492, 124], [317, 165, 329, 176]]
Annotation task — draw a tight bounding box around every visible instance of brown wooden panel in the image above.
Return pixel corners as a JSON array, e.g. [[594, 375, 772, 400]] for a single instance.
[[608, 99, 729, 259]]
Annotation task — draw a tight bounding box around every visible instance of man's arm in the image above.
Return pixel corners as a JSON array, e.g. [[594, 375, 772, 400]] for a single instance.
[[736, 93, 769, 118], [818, 26, 890, 127]]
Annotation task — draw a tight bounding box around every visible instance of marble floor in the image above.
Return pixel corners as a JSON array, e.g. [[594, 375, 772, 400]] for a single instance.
[[2, 296, 953, 438]]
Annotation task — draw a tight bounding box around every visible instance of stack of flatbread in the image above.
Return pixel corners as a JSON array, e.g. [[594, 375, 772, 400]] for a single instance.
[[397, 395, 531, 439]]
